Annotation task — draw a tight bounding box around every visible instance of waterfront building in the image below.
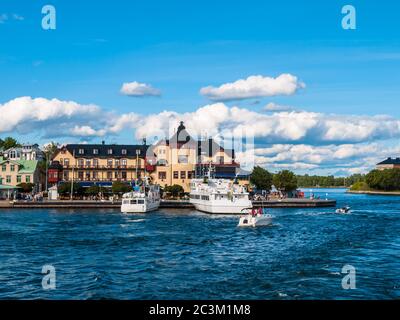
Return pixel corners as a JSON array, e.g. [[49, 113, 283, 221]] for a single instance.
[[51, 142, 149, 188], [376, 157, 400, 170], [47, 160, 63, 187], [149, 122, 249, 192], [0, 156, 42, 196], [3, 144, 44, 161]]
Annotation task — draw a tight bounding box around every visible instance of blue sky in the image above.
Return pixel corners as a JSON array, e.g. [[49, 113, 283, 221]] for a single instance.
[[1, 0, 400, 175]]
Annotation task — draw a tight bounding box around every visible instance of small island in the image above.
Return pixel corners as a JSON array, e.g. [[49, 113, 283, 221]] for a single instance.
[[347, 158, 400, 195]]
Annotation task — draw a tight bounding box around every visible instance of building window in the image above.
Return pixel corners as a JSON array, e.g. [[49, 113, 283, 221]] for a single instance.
[[93, 159, 98, 167], [158, 171, 166, 180], [10, 151, 16, 158], [122, 149, 127, 155], [85, 172, 91, 180], [25, 176, 31, 183], [93, 171, 98, 180], [178, 155, 189, 164], [173, 171, 179, 179], [188, 171, 194, 179], [6, 175, 11, 183], [78, 149, 84, 155], [157, 159, 167, 166], [63, 171, 69, 181], [107, 159, 113, 167], [78, 171, 84, 181], [115, 159, 120, 167], [93, 149, 99, 155], [10, 165, 15, 172], [64, 159, 69, 167], [107, 172, 112, 180], [122, 172, 127, 180], [121, 159, 127, 166], [2, 164, 6, 171], [78, 159, 84, 167], [107, 149, 113, 155], [17, 175, 21, 183], [114, 171, 119, 179], [180, 171, 186, 179], [85, 159, 91, 167]]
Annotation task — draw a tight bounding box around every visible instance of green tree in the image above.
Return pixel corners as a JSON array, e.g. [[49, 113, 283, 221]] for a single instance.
[[43, 142, 59, 160], [273, 170, 298, 192], [17, 183, 35, 193], [1, 137, 20, 150], [58, 182, 83, 195], [85, 185, 100, 196], [112, 181, 132, 194], [164, 184, 184, 198], [365, 169, 400, 191], [350, 181, 370, 191], [250, 166, 273, 191]]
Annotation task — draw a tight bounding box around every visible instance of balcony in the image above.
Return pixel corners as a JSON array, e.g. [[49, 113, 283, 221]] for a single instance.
[[62, 165, 145, 170]]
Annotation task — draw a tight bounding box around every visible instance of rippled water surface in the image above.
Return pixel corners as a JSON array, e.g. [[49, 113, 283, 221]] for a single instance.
[[0, 189, 399, 299]]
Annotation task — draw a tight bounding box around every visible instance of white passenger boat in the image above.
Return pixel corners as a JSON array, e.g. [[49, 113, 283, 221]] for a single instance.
[[121, 179, 160, 213], [237, 208, 273, 227], [189, 177, 252, 214]]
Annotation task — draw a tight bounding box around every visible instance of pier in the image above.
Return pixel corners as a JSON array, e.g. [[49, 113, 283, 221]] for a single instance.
[[0, 198, 336, 209]]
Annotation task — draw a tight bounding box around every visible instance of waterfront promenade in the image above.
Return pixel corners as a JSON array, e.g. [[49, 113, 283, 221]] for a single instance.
[[0, 198, 336, 209]]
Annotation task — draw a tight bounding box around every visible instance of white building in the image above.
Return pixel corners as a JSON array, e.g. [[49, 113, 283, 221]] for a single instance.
[[3, 144, 45, 161]]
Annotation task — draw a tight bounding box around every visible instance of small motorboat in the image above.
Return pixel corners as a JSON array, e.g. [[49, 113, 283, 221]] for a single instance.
[[238, 208, 273, 227], [335, 206, 351, 214]]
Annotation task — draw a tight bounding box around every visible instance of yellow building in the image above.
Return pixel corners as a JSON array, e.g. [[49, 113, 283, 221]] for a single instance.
[[52, 143, 148, 187], [148, 122, 245, 192]]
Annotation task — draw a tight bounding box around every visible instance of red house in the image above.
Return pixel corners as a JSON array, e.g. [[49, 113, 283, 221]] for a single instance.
[[48, 161, 63, 186]]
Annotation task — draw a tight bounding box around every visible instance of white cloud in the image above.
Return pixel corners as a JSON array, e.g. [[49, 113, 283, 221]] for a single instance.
[[238, 142, 400, 175], [263, 102, 295, 112], [70, 126, 106, 137], [0, 97, 100, 133], [200, 74, 305, 101], [120, 81, 161, 97]]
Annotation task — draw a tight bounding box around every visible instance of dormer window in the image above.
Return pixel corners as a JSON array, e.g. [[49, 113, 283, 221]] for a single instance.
[[121, 149, 127, 155], [93, 149, 99, 155], [78, 149, 84, 155], [107, 149, 113, 155]]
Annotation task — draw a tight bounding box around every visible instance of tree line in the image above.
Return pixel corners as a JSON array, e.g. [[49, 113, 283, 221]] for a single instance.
[[250, 167, 298, 192], [363, 169, 400, 191], [296, 173, 365, 188], [250, 166, 366, 191]]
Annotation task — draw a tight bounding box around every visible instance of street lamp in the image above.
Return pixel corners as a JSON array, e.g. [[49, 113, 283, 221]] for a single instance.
[[136, 149, 141, 179]]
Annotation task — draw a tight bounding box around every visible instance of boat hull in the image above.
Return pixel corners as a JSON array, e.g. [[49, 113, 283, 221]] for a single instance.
[[192, 202, 252, 214], [121, 200, 160, 213], [237, 214, 273, 227]]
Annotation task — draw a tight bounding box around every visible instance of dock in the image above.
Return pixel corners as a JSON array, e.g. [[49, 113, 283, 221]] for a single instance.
[[0, 198, 336, 209]]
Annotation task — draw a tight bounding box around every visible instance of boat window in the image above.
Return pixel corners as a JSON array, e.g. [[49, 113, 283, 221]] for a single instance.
[[130, 200, 137, 204], [138, 200, 145, 204]]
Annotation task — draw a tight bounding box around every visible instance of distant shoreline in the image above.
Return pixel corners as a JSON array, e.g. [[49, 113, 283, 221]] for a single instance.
[[347, 190, 400, 196], [299, 186, 348, 189]]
